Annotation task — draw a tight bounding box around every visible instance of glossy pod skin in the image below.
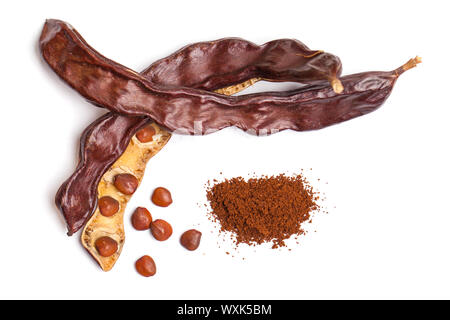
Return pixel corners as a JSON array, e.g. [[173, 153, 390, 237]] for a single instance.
[[40, 19, 419, 136], [143, 37, 343, 92], [55, 113, 149, 235]]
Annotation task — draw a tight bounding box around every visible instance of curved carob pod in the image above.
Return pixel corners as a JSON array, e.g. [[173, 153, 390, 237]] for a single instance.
[[40, 19, 420, 136], [143, 37, 343, 93], [55, 114, 149, 235]]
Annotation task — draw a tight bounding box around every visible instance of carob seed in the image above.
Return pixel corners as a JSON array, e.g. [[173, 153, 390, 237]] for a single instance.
[[180, 229, 202, 251], [131, 207, 152, 231], [136, 125, 156, 143], [95, 236, 118, 257], [151, 187, 172, 207], [150, 219, 173, 241], [98, 196, 119, 217], [114, 173, 139, 195], [135, 255, 157, 277]]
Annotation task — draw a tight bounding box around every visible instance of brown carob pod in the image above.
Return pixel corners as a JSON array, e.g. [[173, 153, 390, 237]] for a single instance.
[[40, 19, 420, 136], [55, 113, 149, 235], [142, 37, 343, 93], [81, 123, 170, 271]]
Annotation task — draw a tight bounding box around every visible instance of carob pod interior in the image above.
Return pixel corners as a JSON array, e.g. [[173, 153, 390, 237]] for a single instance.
[[40, 19, 420, 136], [81, 123, 171, 271]]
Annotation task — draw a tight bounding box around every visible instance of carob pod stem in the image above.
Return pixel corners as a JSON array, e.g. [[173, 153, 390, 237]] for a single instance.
[[40, 19, 420, 136]]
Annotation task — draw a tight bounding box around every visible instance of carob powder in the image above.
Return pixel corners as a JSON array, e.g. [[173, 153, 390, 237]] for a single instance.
[[206, 174, 320, 249]]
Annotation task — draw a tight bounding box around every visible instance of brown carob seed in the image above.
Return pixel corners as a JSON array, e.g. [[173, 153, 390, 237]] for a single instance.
[[151, 187, 173, 207], [95, 236, 118, 257], [114, 173, 139, 195], [98, 196, 120, 217], [135, 255, 156, 277], [131, 207, 152, 231], [150, 219, 173, 241], [180, 229, 202, 251], [136, 125, 156, 143]]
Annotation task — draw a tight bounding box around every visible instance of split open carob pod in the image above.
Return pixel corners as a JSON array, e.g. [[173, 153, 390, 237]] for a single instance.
[[81, 123, 170, 271]]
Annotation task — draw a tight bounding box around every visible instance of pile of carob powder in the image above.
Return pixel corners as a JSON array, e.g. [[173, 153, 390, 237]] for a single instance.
[[206, 173, 321, 249]]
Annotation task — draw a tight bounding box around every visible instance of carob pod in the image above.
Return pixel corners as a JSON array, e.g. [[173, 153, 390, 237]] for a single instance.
[[55, 114, 149, 235], [40, 19, 420, 136], [81, 123, 171, 271], [142, 37, 343, 93]]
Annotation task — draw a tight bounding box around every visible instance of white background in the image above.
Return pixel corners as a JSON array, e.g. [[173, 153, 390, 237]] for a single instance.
[[0, 0, 449, 300]]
